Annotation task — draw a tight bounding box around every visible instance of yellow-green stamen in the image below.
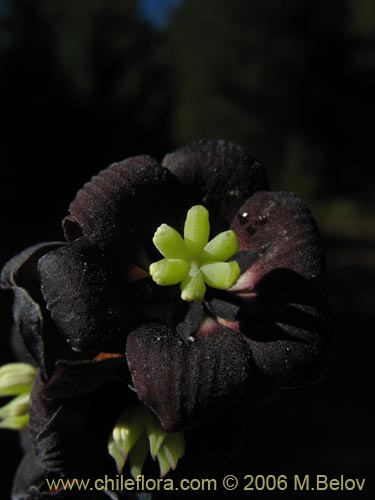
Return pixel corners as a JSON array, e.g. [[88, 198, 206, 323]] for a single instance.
[[149, 205, 240, 301]]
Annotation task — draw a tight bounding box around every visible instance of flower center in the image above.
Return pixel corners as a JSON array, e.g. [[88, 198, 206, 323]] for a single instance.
[[149, 205, 240, 302]]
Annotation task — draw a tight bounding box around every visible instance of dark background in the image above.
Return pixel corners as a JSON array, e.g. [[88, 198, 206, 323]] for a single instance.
[[0, 0, 374, 498]]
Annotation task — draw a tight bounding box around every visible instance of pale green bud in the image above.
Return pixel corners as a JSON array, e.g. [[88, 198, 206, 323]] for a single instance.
[[0, 363, 36, 396], [108, 404, 185, 478]]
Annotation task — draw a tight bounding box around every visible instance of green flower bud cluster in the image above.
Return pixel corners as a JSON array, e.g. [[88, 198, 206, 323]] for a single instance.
[[108, 404, 185, 478], [150, 205, 240, 302], [0, 363, 36, 430]]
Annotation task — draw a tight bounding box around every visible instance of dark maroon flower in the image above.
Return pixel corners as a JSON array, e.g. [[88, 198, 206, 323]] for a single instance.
[[1, 140, 332, 498]]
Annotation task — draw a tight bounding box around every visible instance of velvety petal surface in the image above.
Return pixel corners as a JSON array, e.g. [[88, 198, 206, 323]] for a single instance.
[[44, 356, 129, 400], [162, 140, 269, 228], [38, 237, 137, 351], [13, 455, 119, 500], [231, 191, 324, 292], [12, 451, 51, 500], [1, 242, 65, 375], [67, 155, 189, 262], [239, 269, 333, 387], [28, 358, 129, 474], [126, 322, 253, 432]]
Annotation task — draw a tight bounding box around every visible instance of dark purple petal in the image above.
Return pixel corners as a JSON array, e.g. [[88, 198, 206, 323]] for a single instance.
[[162, 139, 269, 227], [126, 276, 180, 305], [126, 322, 253, 432], [204, 291, 242, 321], [12, 451, 51, 500], [44, 356, 128, 400], [13, 449, 120, 499], [38, 237, 138, 352], [61, 214, 83, 242], [67, 155, 188, 261], [240, 269, 333, 387], [28, 359, 130, 474], [1, 242, 65, 375], [231, 191, 324, 291], [1, 242, 63, 294], [173, 301, 205, 341]]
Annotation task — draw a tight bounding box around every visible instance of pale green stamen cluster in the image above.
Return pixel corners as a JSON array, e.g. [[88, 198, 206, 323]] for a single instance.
[[108, 404, 185, 478], [0, 363, 36, 430], [149, 205, 240, 302]]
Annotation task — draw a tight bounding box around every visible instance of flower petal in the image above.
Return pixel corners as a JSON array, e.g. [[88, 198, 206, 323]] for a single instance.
[[174, 301, 205, 341], [44, 357, 128, 400], [12, 451, 50, 500], [38, 237, 138, 351], [1, 242, 65, 375], [205, 290, 242, 321], [162, 140, 269, 227], [240, 269, 333, 387], [231, 191, 324, 291], [28, 359, 130, 474], [67, 155, 189, 261], [126, 322, 253, 432]]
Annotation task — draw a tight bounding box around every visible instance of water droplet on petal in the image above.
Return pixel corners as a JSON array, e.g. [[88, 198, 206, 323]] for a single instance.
[[238, 212, 249, 225]]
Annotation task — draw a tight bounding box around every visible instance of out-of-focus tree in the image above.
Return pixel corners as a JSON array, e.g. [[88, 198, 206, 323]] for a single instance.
[[166, 0, 374, 206]]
